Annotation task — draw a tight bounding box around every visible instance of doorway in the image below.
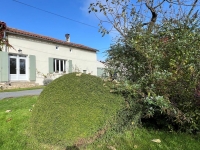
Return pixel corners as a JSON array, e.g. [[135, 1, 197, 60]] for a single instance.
[[9, 54, 27, 81]]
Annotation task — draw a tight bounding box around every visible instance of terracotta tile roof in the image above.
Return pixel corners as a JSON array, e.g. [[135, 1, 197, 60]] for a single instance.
[[6, 27, 97, 52]]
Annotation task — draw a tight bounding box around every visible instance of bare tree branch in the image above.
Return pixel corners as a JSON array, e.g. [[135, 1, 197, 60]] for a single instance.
[[89, 0, 200, 37], [166, 0, 199, 6], [144, 0, 166, 31], [154, 0, 166, 9], [187, 0, 199, 18], [145, 2, 158, 31]]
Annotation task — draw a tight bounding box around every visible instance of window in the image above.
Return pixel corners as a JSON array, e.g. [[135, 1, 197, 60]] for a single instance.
[[83, 70, 87, 74], [56, 46, 59, 50], [53, 58, 66, 73]]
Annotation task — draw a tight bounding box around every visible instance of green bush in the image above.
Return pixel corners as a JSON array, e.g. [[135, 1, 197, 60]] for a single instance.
[[43, 78, 53, 86], [106, 20, 200, 133], [30, 73, 123, 146]]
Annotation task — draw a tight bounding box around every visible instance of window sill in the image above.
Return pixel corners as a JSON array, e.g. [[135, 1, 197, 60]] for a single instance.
[[53, 72, 67, 74]]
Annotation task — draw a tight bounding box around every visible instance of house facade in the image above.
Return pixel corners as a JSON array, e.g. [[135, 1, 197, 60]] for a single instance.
[[0, 24, 105, 85]]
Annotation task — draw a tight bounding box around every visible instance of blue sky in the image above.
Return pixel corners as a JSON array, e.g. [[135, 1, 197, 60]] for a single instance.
[[1, 0, 114, 61]]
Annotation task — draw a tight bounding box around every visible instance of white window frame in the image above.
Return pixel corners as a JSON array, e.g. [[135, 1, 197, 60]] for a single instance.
[[53, 58, 66, 73]]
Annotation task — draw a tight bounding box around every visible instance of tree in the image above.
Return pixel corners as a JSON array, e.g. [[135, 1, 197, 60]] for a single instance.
[[89, 0, 200, 132], [0, 21, 12, 51], [89, 0, 199, 41]]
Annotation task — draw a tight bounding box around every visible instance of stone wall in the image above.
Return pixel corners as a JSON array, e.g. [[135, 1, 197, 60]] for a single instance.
[[0, 81, 39, 90]]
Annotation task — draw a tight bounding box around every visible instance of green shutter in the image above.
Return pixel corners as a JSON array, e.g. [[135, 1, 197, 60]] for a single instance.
[[29, 55, 36, 81], [97, 67, 104, 77], [0, 51, 8, 82], [49, 58, 53, 73], [69, 60, 72, 73]]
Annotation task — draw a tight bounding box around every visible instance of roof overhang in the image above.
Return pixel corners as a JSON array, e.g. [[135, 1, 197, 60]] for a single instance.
[[6, 27, 98, 52]]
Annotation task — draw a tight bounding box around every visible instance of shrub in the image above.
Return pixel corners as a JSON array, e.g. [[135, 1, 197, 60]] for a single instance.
[[30, 73, 124, 146], [43, 78, 53, 86], [106, 20, 200, 133]]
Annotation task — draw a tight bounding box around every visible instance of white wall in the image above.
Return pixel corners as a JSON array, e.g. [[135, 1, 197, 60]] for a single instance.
[[97, 61, 105, 68], [7, 34, 98, 85]]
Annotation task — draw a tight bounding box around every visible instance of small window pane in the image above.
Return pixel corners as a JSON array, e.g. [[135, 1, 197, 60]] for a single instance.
[[10, 58, 16, 74], [63, 61, 66, 71], [61, 60, 63, 71], [9, 54, 17, 56], [19, 55, 26, 57], [20, 59, 26, 74], [56, 59, 59, 72], [53, 59, 55, 72]]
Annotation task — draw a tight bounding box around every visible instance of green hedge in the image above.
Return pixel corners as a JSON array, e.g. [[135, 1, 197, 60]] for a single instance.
[[30, 73, 123, 146]]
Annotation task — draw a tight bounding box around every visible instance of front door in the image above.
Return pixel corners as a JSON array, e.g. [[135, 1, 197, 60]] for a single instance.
[[9, 54, 27, 81]]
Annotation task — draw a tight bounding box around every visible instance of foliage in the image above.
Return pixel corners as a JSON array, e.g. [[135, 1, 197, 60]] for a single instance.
[[106, 20, 200, 132], [0, 21, 6, 51], [30, 73, 124, 146], [36, 69, 56, 79], [1, 96, 199, 149], [43, 78, 53, 86], [0, 21, 13, 51], [89, 0, 200, 133], [89, 0, 200, 36]]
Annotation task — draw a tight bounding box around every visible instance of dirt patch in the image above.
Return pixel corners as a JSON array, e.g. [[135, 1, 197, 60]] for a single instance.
[[74, 126, 107, 148]]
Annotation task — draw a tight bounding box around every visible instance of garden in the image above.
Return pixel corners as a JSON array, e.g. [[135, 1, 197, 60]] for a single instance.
[[0, 73, 199, 150], [1, 0, 200, 149]]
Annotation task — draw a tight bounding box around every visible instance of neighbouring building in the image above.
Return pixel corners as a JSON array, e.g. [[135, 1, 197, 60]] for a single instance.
[[0, 22, 105, 86], [97, 61, 107, 77]]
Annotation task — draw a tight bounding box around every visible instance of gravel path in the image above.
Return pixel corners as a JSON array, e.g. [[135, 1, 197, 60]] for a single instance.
[[0, 89, 43, 100]]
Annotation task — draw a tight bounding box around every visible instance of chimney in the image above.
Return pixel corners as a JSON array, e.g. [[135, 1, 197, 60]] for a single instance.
[[65, 34, 70, 42]]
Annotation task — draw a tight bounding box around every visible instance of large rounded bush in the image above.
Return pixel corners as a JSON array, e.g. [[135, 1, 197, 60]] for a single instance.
[[31, 73, 123, 146]]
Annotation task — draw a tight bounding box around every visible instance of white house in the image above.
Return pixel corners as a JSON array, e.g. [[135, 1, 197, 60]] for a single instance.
[[0, 23, 105, 85]]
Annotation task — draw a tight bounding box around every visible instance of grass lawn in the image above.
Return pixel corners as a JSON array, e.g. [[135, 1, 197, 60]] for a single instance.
[[86, 128, 200, 150], [0, 96, 38, 150], [0, 96, 199, 150]]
